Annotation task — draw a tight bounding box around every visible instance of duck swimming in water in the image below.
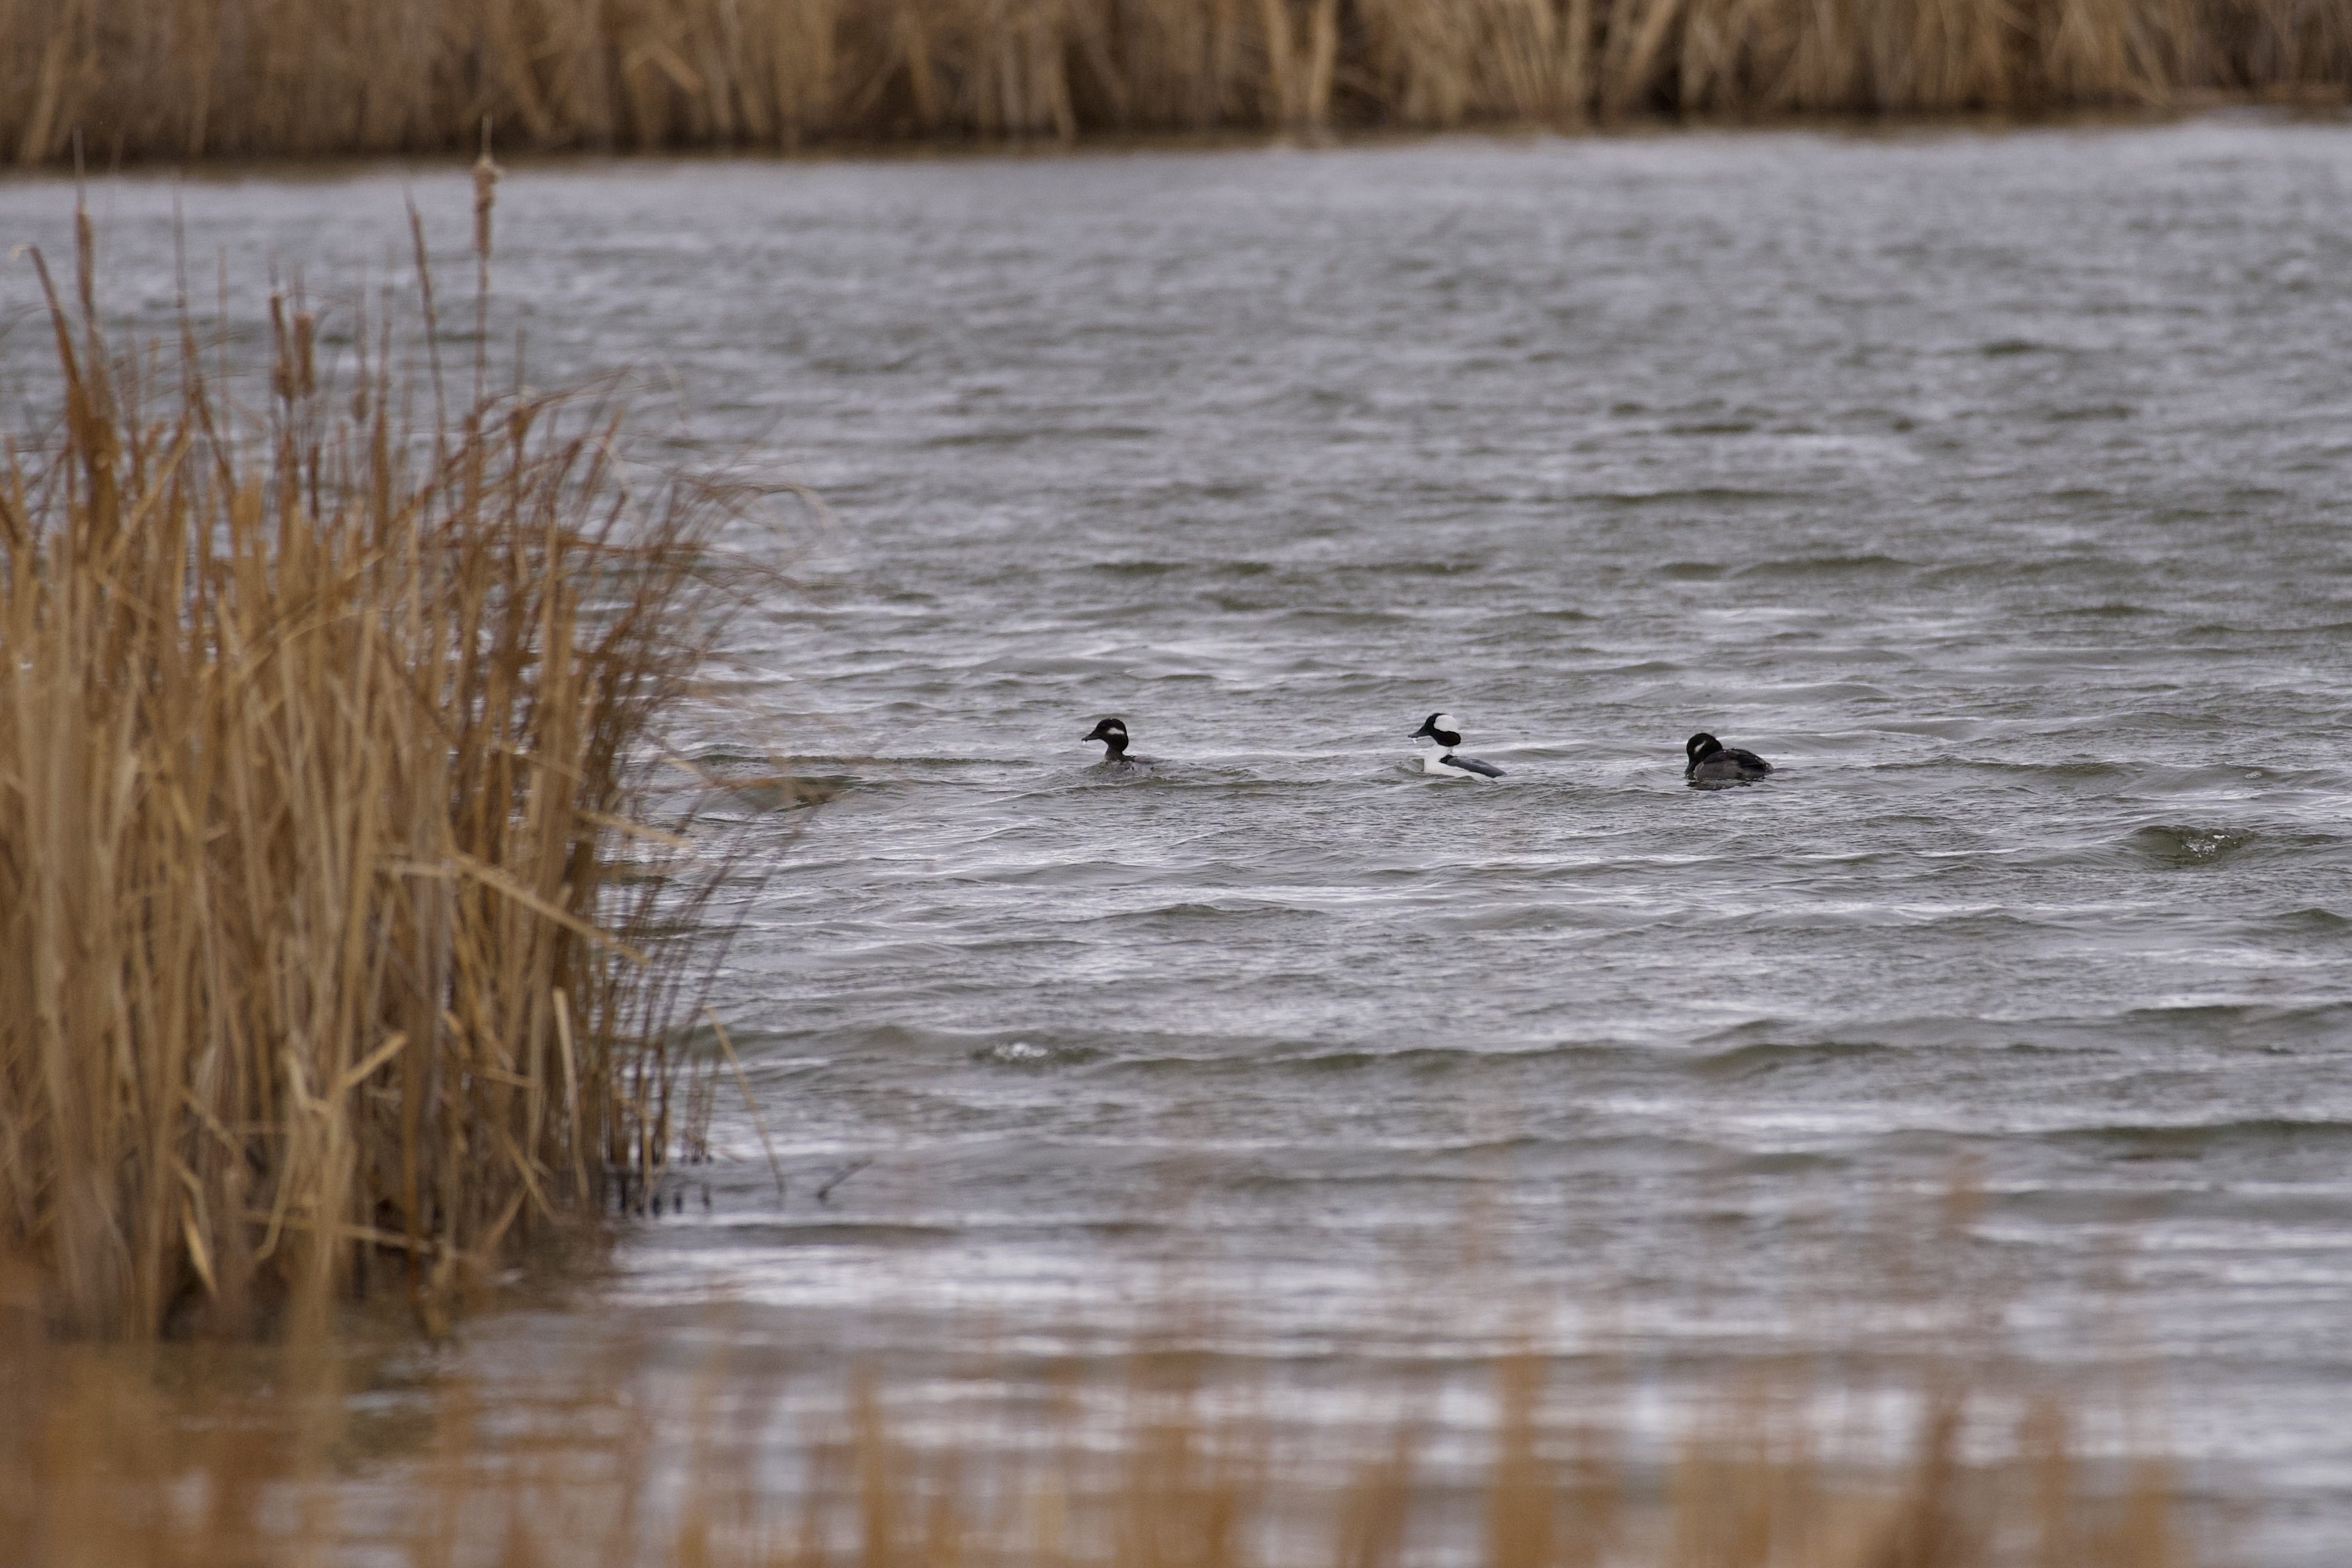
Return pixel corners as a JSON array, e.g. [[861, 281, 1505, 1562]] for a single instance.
[[1685, 732, 1771, 787], [1083, 717, 1152, 777], [1411, 714, 1505, 779]]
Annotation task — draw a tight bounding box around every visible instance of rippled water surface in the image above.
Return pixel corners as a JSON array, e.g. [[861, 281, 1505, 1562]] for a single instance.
[[7, 116, 2352, 1558]]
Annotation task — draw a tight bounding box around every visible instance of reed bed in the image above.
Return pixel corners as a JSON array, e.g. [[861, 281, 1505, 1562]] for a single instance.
[[0, 1311, 2187, 1566], [0, 189, 737, 1340], [3, 0, 2347, 165]]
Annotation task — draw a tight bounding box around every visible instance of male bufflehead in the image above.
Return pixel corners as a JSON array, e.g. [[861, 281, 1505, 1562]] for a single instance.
[[1083, 717, 1152, 776], [1411, 714, 1505, 779], [1685, 732, 1772, 787]]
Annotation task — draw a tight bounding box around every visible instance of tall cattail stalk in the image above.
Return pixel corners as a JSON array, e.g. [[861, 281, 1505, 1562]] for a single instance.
[[0, 0, 2342, 165], [0, 195, 737, 1339]]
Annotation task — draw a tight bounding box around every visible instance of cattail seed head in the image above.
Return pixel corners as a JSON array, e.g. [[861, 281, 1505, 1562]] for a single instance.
[[473, 118, 501, 263], [293, 310, 316, 399]]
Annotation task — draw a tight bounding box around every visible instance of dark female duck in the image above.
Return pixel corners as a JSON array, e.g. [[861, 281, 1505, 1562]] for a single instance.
[[1685, 732, 1771, 788]]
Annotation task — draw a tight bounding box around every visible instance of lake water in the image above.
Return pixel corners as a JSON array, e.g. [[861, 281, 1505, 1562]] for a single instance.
[[6, 115, 2352, 1560]]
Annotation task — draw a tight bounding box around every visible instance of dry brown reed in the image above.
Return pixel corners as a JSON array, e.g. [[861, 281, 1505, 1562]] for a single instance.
[[2, 0, 2346, 165], [0, 1303, 2189, 1567], [0, 191, 738, 1340]]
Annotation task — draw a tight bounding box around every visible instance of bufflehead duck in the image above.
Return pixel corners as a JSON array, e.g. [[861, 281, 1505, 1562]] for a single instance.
[[1083, 717, 1152, 776], [1685, 732, 1771, 787], [1411, 714, 1505, 779]]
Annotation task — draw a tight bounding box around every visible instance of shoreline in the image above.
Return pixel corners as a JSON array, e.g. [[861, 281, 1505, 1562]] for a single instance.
[[0, 97, 2343, 185]]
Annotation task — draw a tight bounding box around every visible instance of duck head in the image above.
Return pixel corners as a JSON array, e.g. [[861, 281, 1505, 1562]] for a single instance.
[[1084, 717, 1129, 759], [1413, 713, 1463, 748]]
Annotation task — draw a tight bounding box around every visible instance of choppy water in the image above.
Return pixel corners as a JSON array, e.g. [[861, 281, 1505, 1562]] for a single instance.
[[7, 115, 2352, 1559]]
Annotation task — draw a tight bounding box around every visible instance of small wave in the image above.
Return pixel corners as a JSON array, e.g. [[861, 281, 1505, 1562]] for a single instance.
[[1887, 759, 2131, 788], [1867, 719, 1987, 741], [1352, 558, 1486, 577], [2127, 823, 2258, 866], [1097, 900, 1319, 925], [1728, 1150, 1849, 1176], [1593, 487, 1790, 509], [2047, 1118, 2352, 1156], [2266, 907, 2352, 933], [1732, 553, 1914, 580], [971, 1039, 1096, 1068], [1258, 1047, 1489, 1078], [1270, 1042, 1626, 1076], [2112, 1001, 2352, 1046], [714, 771, 857, 810], [1691, 1039, 1898, 1078], [810, 1023, 1104, 1061], [922, 428, 1030, 448], [1075, 767, 1186, 789], [1702, 1015, 2085, 1053], [1097, 1042, 1630, 1081], [722, 1221, 959, 1248], [1772, 680, 1895, 702], [924, 423, 1156, 448]]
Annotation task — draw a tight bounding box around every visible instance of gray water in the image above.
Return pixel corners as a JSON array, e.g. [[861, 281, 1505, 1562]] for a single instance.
[[7, 115, 2352, 1559]]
